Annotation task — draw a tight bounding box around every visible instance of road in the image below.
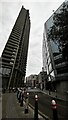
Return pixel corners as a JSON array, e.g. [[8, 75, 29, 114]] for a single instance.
[[2, 89, 68, 120], [27, 89, 68, 120]]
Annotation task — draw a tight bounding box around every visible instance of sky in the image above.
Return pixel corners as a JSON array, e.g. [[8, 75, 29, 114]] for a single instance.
[[0, 0, 65, 77]]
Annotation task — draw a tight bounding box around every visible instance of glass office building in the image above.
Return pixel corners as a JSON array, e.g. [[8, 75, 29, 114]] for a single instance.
[[0, 6, 30, 89], [43, 1, 68, 95]]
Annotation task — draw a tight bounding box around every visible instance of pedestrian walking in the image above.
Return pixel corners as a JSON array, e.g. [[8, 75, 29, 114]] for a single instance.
[[25, 92, 29, 113], [18, 89, 22, 103], [17, 88, 19, 100], [20, 90, 24, 106]]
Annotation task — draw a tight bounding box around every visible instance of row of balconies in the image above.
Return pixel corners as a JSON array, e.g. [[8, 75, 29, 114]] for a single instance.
[[2, 54, 12, 60], [2, 61, 13, 68], [8, 38, 19, 46], [57, 66, 68, 73], [3, 49, 17, 57], [56, 72, 68, 81], [11, 30, 21, 37], [2, 54, 27, 74], [54, 58, 63, 64], [2, 57, 14, 63], [9, 34, 20, 41], [54, 54, 63, 64], [6, 43, 18, 50], [54, 54, 62, 60], [10, 31, 21, 39], [55, 61, 68, 68], [2, 43, 27, 65], [3, 50, 14, 55], [12, 27, 21, 35], [7, 41, 18, 48]]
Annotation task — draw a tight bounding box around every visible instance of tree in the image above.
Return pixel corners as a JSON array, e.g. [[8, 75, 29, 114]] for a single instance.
[[47, 2, 68, 61]]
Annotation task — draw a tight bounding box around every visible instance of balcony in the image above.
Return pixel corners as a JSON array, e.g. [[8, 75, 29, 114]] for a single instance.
[[2, 61, 13, 68], [56, 73, 68, 81], [55, 62, 68, 68], [8, 41, 18, 47], [54, 54, 62, 60]]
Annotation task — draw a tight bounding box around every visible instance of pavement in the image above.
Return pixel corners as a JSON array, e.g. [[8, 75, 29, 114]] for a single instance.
[[40, 89, 68, 101], [1, 88, 68, 120], [2, 92, 46, 120]]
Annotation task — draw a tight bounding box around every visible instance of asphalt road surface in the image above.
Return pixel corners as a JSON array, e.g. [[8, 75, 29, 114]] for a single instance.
[[28, 90, 68, 120], [2, 90, 68, 120]]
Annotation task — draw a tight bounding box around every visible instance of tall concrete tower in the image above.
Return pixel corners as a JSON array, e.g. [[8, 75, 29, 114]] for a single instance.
[[1, 6, 31, 89]]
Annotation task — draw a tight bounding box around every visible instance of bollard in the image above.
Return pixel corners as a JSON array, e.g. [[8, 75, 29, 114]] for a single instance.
[[51, 99, 58, 120], [25, 92, 29, 114], [34, 95, 38, 120], [20, 90, 24, 107]]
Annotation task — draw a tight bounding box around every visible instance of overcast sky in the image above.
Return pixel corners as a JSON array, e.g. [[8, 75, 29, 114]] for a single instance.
[[0, 0, 65, 77]]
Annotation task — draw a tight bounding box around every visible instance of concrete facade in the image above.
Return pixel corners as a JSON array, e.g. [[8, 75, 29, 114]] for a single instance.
[[0, 6, 30, 89], [38, 70, 47, 90], [26, 74, 38, 88]]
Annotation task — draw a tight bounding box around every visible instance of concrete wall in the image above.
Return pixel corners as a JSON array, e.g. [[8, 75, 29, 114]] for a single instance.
[[56, 81, 68, 94]]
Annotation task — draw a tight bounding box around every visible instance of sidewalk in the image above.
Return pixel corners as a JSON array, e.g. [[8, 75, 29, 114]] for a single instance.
[[41, 89, 68, 101], [2, 92, 45, 119]]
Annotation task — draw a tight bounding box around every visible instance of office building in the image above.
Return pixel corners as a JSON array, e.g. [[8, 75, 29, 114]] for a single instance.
[[26, 74, 38, 88], [0, 6, 30, 89], [38, 67, 47, 90], [43, 1, 68, 96]]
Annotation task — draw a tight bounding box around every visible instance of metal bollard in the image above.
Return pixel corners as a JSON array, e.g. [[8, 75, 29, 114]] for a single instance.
[[25, 92, 29, 114], [20, 90, 24, 107], [34, 95, 38, 120], [51, 99, 58, 120]]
